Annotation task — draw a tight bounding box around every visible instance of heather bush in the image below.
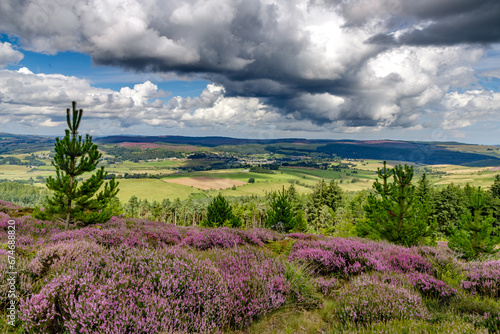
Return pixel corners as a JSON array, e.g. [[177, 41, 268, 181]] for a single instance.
[[20, 246, 304, 333], [288, 238, 377, 277], [378, 247, 435, 275], [461, 260, 500, 298], [234, 228, 282, 246], [334, 273, 429, 326], [27, 240, 104, 279], [314, 276, 339, 296], [404, 273, 458, 302], [182, 228, 245, 250], [0, 200, 22, 211], [288, 237, 434, 278]]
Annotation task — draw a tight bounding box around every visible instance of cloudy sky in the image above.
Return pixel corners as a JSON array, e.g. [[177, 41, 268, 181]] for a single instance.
[[0, 0, 499, 144]]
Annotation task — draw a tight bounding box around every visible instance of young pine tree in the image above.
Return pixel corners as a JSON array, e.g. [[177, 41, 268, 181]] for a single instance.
[[265, 186, 297, 232], [307, 179, 343, 228], [202, 193, 240, 228], [448, 190, 499, 260], [357, 162, 435, 246], [491, 174, 500, 199], [45, 101, 119, 228]]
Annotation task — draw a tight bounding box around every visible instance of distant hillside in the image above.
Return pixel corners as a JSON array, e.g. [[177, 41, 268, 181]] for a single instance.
[[95, 135, 315, 146], [1, 132, 499, 166], [314, 141, 500, 165], [95, 135, 500, 165], [0, 133, 53, 154]]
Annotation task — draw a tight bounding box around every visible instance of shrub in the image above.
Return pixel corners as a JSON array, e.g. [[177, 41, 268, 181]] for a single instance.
[[20, 247, 303, 333], [461, 260, 500, 298], [334, 273, 429, 326], [182, 228, 244, 250]]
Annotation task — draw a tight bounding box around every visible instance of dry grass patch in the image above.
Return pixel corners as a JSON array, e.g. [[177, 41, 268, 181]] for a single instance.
[[163, 176, 247, 190]]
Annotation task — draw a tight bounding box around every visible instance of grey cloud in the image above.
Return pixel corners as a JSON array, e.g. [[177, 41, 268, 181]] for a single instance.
[[366, 0, 500, 45], [0, 0, 497, 133]]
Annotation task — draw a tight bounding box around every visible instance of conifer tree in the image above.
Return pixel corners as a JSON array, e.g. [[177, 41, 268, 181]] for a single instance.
[[357, 162, 435, 246], [448, 189, 499, 259], [265, 186, 297, 232], [45, 101, 119, 228], [202, 193, 240, 227], [415, 173, 433, 203], [491, 174, 500, 199], [307, 179, 343, 226]]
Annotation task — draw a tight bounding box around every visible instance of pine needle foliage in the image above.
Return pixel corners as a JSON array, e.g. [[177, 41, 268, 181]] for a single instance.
[[357, 161, 436, 246], [266, 186, 297, 232], [448, 189, 499, 260], [45, 101, 119, 228], [202, 193, 241, 227]]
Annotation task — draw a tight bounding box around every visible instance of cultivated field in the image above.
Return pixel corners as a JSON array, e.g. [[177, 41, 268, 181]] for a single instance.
[[2, 150, 500, 202], [162, 176, 247, 190]]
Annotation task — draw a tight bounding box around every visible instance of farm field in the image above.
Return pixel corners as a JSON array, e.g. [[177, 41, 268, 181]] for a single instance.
[[162, 176, 247, 190], [2, 151, 500, 202]]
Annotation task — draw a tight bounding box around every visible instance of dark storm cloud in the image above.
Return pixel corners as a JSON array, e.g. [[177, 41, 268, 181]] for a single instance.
[[367, 0, 500, 45]]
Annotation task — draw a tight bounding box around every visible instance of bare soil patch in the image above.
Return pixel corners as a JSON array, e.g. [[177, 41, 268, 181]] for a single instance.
[[162, 176, 247, 190]]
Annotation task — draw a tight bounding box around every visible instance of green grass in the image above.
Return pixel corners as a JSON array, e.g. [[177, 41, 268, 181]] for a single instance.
[[116, 179, 204, 202], [2, 156, 499, 201]]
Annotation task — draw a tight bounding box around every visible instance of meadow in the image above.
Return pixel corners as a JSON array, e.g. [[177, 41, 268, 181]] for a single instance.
[[0, 200, 499, 333], [2, 151, 500, 203]]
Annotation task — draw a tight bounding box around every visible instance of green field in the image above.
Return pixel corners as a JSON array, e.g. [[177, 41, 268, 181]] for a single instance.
[[2, 151, 500, 202]]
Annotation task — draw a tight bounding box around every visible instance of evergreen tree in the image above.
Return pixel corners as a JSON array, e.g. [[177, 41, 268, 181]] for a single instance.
[[307, 179, 343, 227], [432, 184, 469, 237], [265, 186, 296, 232], [126, 195, 139, 217], [45, 101, 119, 228], [415, 173, 433, 204], [448, 190, 499, 259], [202, 193, 240, 227], [357, 162, 435, 246], [491, 174, 500, 199]]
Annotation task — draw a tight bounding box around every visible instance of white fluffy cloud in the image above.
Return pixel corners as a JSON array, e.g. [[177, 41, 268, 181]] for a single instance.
[[0, 68, 294, 135], [441, 90, 500, 129], [0, 42, 23, 68]]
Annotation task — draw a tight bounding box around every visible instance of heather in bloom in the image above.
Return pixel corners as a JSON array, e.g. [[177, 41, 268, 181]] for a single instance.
[[334, 273, 429, 326], [20, 246, 312, 333], [0, 201, 498, 333], [287, 237, 434, 278], [182, 228, 245, 250], [315, 276, 339, 296], [461, 260, 500, 298]]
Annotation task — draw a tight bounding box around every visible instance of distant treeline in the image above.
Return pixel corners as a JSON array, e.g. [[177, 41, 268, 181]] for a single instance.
[[0, 154, 46, 166], [102, 146, 183, 163], [316, 143, 500, 165], [0, 180, 51, 207], [119, 175, 500, 240]]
